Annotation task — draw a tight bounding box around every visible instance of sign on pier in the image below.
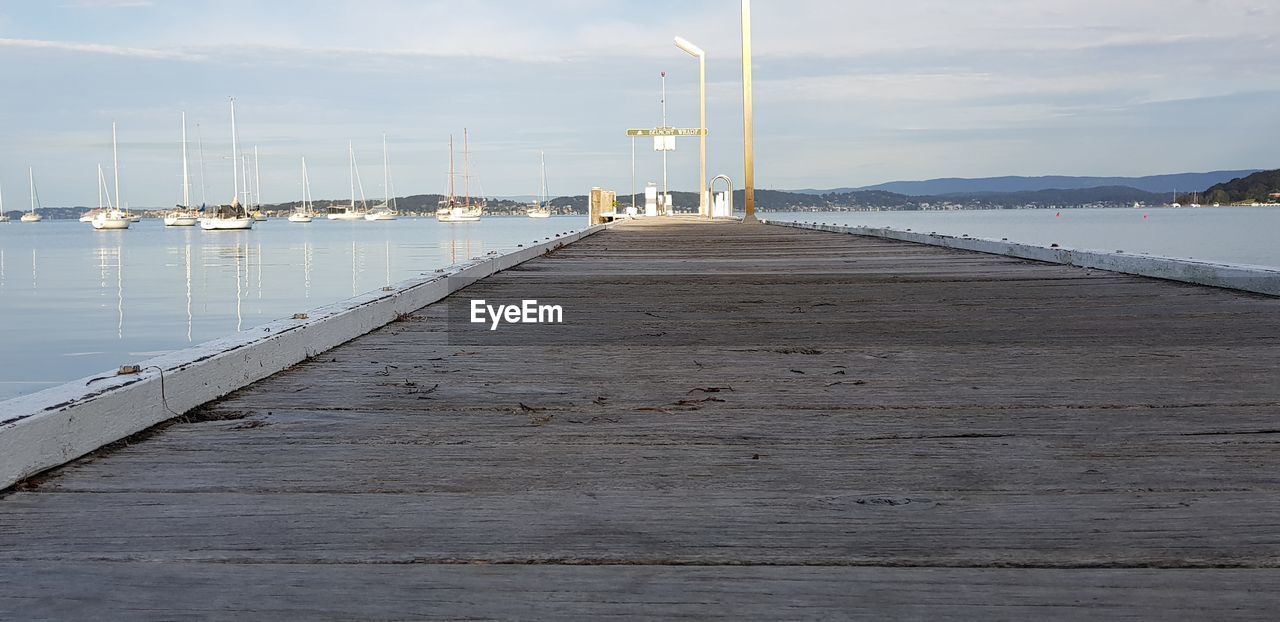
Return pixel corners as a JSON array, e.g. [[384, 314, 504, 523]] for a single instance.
[[625, 127, 707, 137]]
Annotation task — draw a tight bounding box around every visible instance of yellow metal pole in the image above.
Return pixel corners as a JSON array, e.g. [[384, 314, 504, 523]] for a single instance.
[[741, 0, 758, 223], [699, 53, 708, 218]]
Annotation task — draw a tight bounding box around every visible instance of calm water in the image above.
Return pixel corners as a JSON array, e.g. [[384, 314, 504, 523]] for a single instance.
[[768, 207, 1280, 269], [0, 216, 585, 400]]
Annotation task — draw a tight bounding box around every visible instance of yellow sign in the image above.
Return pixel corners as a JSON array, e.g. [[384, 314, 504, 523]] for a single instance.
[[626, 127, 707, 137]]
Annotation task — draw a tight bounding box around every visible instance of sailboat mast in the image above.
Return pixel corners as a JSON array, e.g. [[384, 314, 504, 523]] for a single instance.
[[181, 112, 190, 208], [230, 98, 240, 204], [28, 167, 34, 215], [241, 155, 251, 207], [301, 156, 311, 213], [540, 150, 547, 207], [253, 145, 261, 210], [112, 122, 121, 214], [197, 123, 207, 208], [382, 133, 389, 207], [97, 165, 104, 210], [463, 128, 470, 209], [448, 134, 455, 204]]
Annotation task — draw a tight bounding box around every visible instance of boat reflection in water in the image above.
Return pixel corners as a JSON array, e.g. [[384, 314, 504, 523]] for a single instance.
[[0, 216, 580, 401], [443, 226, 480, 265], [298, 240, 313, 301], [95, 244, 124, 339]]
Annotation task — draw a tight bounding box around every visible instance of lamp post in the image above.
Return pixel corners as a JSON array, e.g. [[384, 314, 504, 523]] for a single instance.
[[741, 0, 758, 223], [674, 35, 707, 218], [660, 71, 668, 215]]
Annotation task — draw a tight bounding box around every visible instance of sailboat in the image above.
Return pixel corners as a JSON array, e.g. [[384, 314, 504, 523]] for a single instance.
[[21, 168, 44, 222], [0, 182, 9, 222], [89, 125, 131, 229], [526, 151, 552, 218], [365, 133, 398, 221], [327, 142, 369, 220], [91, 167, 130, 230], [90, 123, 131, 230], [288, 157, 315, 223], [200, 98, 254, 230], [436, 130, 483, 223], [164, 112, 200, 226]]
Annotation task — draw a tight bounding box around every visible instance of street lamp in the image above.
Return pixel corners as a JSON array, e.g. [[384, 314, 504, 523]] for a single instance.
[[674, 35, 708, 218]]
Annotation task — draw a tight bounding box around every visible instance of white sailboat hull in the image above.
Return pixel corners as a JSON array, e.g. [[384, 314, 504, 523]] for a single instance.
[[20, 213, 42, 222], [364, 210, 397, 221], [327, 212, 365, 220], [527, 211, 551, 218], [436, 214, 481, 223], [287, 213, 314, 223], [91, 218, 131, 230], [164, 214, 199, 226], [200, 217, 254, 230]]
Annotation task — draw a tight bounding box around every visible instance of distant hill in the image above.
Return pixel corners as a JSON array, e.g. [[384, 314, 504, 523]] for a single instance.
[[1194, 169, 1280, 204], [796, 170, 1260, 196], [935, 186, 1166, 205]]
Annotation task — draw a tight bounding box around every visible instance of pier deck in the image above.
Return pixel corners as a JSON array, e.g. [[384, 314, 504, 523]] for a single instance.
[[4, 218, 1280, 618]]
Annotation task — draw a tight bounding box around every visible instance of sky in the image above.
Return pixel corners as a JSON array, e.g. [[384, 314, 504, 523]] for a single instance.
[[0, 0, 1277, 207]]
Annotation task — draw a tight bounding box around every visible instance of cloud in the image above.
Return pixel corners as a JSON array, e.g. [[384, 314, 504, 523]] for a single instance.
[[188, 42, 566, 66], [61, 0, 153, 7], [0, 37, 201, 61]]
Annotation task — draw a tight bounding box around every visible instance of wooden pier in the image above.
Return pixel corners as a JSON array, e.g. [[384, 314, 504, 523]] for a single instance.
[[4, 218, 1280, 618]]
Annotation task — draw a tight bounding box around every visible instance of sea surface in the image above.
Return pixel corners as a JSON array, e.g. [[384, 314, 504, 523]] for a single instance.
[[0, 216, 585, 400], [767, 207, 1280, 269]]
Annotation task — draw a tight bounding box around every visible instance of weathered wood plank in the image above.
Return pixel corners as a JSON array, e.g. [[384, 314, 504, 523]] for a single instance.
[[4, 490, 1280, 566], [4, 563, 1278, 621]]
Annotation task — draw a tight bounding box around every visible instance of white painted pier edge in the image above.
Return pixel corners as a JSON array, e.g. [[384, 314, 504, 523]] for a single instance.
[[765, 219, 1280, 297], [0, 224, 606, 490]]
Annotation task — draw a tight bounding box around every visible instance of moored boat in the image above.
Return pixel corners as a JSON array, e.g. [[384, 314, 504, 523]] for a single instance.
[[91, 125, 132, 230], [365, 134, 398, 221], [22, 168, 44, 222], [436, 130, 484, 223], [526, 150, 552, 218], [328, 142, 369, 220], [200, 98, 254, 231], [288, 156, 315, 223], [164, 112, 200, 226]]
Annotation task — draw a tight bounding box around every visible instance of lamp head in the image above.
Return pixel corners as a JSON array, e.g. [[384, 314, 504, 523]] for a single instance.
[[674, 36, 705, 58]]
